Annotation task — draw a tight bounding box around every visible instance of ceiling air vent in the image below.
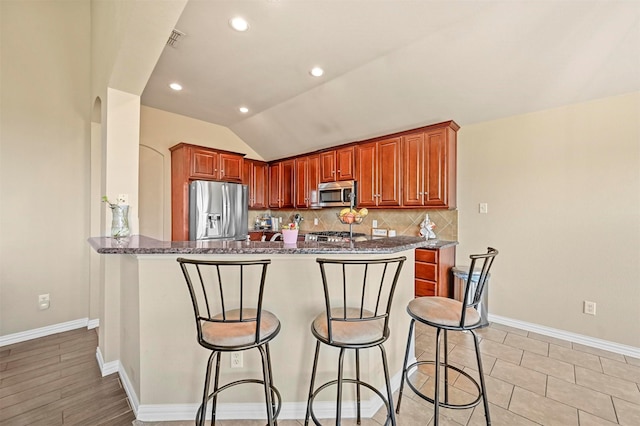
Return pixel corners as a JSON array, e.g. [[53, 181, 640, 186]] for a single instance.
[[167, 29, 185, 47]]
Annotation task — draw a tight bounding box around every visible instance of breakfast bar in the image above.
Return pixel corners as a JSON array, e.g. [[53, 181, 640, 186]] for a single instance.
[[89, 235, 456, 422]]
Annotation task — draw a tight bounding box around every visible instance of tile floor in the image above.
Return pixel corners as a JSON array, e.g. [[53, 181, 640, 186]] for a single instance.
[[135, 322, 640, 425]]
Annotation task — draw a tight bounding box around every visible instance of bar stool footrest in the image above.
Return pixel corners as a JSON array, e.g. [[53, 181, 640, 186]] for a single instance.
[[196, 378, 282, 424], [307, 378, 393, 426], [404, 360, 482, 410]]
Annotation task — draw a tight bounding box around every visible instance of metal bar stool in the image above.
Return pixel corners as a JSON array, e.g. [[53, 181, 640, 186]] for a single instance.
[[305, 256, 406, 426], [395, 247, 498, 425], [177, 258, 281, 426]]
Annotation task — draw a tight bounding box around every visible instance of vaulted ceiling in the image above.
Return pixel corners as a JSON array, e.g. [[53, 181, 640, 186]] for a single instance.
[[141, 1, 640, 161]]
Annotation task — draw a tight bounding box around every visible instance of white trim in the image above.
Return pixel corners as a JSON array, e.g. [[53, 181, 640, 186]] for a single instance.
[[0, 318, 89, 347], [96, 347, 120, 376], [134, 365, 411, 422], [118, 362, 140, 415], [489, 314, 640, 358], [87, 318, 100, 329]]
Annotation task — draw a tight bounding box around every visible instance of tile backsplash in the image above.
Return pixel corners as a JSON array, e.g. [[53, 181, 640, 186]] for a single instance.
[[250, 208, 458, 241]]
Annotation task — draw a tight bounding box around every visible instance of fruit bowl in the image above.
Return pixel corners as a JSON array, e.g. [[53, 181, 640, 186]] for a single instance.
[[337, 212, 363, 224]]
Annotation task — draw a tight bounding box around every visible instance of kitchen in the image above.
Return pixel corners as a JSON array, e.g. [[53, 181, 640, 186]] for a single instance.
[[1, 1, 639, 425]]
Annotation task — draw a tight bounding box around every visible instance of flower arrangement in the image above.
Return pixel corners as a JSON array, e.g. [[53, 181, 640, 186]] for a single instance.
[[285, 222, 299, 230], [102, 196, 130, 238], [102, 195, 118, 208]]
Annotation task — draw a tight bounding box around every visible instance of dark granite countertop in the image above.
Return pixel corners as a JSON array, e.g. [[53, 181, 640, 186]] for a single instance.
[[88, 235, 457, 255]]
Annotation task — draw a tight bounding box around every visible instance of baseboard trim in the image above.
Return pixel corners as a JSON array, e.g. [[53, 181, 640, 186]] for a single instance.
[[489, 314, 640, 358], [0, 318, 90, 347], [96, 347, 120, 376], [118, 361, 141, 415], [87, 318, 100, 329], [134, 367, 408, 422]]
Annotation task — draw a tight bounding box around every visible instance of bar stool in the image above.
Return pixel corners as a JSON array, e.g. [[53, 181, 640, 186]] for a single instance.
[[396, 247, 498, 425], [305, 256, 406, 426], [177, 258, 281, 426]]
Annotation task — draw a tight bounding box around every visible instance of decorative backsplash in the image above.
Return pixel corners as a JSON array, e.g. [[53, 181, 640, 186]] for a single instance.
[[250, 208, 458, 241]]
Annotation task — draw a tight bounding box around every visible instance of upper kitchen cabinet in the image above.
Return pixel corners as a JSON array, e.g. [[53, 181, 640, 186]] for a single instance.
[[402, 121, 458, 209], [243, 159, 268, 210], [356, 137, 402, 208], [171, 143, 244, 183], [294, 155, 320, 208], [268, 159, 295, 209], [319, 146, 355, 182]]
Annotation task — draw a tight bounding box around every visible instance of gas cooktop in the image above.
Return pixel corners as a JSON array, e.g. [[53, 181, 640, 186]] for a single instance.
[[305, 231, 366, 242]]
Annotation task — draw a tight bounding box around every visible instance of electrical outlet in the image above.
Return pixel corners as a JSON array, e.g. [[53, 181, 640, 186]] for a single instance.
[[231, 352, 243, 368], [314, 218, 318, 226], [583, 300, 596, 315], [372, 220, 378, 228], [117, 194, 129, 205], [38, 294, 50, 310], [479, 203, 488, 214]]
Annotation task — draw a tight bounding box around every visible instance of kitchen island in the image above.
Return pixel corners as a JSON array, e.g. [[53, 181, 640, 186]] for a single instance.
[[89, 235, 456, 422]]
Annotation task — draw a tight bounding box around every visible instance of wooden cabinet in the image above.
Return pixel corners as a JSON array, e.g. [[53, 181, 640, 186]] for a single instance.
[[319, 146, 355, 182], [187, 145, 243, 182], [170, 143, 246, 241], [402, 122, 458, 209], [415, 246, 456, 297], [243, 159, 268, 209], [294, 155, 320, 208], [268, 159, 295, 209], [356, 137, 402, 208]]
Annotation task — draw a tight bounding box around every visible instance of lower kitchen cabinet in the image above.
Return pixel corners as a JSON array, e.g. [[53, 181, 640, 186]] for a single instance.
[[415, 246, 456, 297]]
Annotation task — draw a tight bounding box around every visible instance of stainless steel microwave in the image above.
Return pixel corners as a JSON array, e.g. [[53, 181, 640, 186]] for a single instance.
[[316, 180, 356, 208]]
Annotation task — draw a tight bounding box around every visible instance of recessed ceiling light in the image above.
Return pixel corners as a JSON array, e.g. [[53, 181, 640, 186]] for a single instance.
[[310, 67, 324, 77], [239, 106, 249, 114], [169, 82, 182, 91], [229, 17, 250, 32]]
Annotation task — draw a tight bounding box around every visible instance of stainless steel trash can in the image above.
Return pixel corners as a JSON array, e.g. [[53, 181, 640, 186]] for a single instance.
[[452, 266, 490, 327]]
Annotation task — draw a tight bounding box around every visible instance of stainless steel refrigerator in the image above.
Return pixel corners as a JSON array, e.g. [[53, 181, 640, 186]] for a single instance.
[[189, 180, 249, 241]]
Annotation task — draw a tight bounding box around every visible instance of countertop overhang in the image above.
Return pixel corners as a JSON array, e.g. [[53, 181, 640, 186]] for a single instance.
[[88, 235, 457, 255]]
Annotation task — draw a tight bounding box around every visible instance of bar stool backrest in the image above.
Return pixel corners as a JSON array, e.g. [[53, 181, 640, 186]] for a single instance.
[[459, 247, 498, 329], [316, 256, 406, 346], [177, 258, 271, 349]]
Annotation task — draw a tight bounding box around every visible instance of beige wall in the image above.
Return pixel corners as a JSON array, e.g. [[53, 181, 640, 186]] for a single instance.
[[139, 106, 265, 240], [457, 92, 640, 347], [0, 0, 91, 335]]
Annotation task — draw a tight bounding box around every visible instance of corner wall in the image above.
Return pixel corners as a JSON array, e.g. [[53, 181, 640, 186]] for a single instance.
[[0, 0, 91, 336], [457, 92, 640, 347]]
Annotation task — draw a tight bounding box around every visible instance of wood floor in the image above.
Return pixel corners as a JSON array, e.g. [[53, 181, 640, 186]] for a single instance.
[[0, 327, 135, 425]]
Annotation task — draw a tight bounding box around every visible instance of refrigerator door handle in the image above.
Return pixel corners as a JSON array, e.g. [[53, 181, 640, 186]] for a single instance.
[[222, 184, 228, 236]]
